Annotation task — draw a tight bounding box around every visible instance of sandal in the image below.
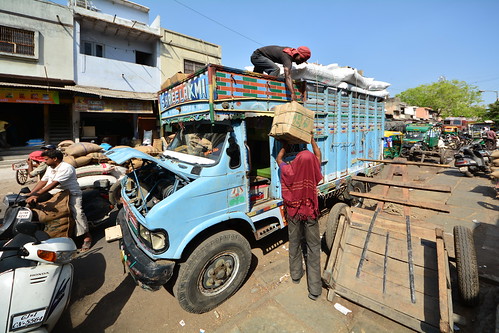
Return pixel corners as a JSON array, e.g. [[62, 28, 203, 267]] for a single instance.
[[81, 238, 92, 252]]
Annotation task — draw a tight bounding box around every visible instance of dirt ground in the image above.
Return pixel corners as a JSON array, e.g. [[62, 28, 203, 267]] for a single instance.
[[0, 161, 497, 333]]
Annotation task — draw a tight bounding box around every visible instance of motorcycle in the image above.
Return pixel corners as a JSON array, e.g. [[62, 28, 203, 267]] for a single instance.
[[454, 143, 492, 177], [0, 214, 76, 332]]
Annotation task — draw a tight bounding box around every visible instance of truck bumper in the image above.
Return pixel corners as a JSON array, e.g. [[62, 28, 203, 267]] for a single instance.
[[117, 209, 175, 290]]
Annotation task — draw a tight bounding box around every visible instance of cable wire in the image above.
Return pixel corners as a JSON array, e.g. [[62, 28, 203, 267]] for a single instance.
[[173, 0, 263, 46]]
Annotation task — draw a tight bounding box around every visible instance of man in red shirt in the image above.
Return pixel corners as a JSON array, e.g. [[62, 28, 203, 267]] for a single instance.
[[276, 135, 323, 300], [251, 45, 311, 101]]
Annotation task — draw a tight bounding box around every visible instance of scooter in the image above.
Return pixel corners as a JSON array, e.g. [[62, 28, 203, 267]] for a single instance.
[[454, 143, 492, 177], [0, 215, 76, 332]]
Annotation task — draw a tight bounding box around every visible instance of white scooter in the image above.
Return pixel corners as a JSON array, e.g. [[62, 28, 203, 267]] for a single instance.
[[0, 212, 77, 332]]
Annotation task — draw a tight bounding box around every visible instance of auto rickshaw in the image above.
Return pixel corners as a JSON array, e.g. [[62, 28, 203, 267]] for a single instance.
[[383, 131, 403, 159], [443, 126, 459, 136]]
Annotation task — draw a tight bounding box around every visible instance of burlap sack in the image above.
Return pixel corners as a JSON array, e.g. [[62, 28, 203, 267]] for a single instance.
[[492, 159, 499, 167], [134, 145, 160, 156], [491, 170, 499, 179], [491, 150, 499, 159], [76, 163, 114, 178], [32, 190, 75, 238], [63, 156, 77, 167], [74, 155, 92, 167], [65, 142, 103, 157], [86, 152, 110, 163], [58, 140, 74, 148], [111, 145, 131, 150]]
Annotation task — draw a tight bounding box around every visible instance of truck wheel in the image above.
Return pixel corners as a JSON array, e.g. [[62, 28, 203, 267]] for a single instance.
[[16, 169, 28, 185], [348, 180, 366, 208], [174, 230, 252, 313], [453, 226, 479, 306], [325, 203, 349, 252]]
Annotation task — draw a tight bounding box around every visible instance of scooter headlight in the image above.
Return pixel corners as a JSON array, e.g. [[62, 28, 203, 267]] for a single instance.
[[138, 225, 169, 253], [37, 250, 76, 264]]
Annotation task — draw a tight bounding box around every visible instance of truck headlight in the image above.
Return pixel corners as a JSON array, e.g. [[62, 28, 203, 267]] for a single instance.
[[139, 225, 169, 253]]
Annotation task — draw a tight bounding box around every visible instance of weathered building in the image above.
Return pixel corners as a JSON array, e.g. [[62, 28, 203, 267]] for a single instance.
[[0, 0, 221, 147]]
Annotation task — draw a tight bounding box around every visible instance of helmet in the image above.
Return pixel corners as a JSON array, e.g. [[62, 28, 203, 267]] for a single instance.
[[41, 144, 56, 150]]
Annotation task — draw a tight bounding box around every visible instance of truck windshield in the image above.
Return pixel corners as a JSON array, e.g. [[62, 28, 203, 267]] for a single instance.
[[405, 131, 425, 140], [166, 124, 228, 164]]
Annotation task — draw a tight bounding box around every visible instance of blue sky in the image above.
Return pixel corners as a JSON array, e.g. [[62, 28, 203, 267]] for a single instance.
[[54, 0, 499, 105]]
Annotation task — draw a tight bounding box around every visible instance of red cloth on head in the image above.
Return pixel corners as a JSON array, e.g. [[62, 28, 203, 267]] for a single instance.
[[283, 46, 311, 61], [29, 150, 44, 162], [280, 150, 322, 219]]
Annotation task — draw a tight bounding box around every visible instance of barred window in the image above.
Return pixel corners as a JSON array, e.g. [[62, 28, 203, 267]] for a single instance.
[[0, 25, 35, 56], [184, 60, 205, 74]]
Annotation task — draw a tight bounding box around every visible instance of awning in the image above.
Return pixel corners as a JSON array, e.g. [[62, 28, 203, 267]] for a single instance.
[[0, 82, 157, 101]]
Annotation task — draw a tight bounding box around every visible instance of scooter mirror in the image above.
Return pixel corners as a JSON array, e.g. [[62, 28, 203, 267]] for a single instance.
[[15, 221, 40, 236], [20, 187, 31, 194]]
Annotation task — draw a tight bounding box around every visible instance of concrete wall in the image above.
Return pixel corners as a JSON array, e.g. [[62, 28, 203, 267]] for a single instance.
[[89, 0, 149, 23], [160, 28, 222, 83], [0, 0, 74, 82], [76, 53, 160, 92]]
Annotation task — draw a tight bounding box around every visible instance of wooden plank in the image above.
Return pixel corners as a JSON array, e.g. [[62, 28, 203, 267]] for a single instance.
[[351, 175, 452, 193], [335, 262, 441, 326], [349, 192, 450, 213], [323, 209, 349, 287], [344, 225, 438, 270], [357, 158, 452, 168], [333, 284, 440, 333], [338, 246, 440, 297], [351, 209, 437, 241], [435, 228, 452, 333]]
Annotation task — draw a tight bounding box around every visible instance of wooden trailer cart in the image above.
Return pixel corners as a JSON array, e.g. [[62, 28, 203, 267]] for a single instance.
[[322, 158, 479, 332]]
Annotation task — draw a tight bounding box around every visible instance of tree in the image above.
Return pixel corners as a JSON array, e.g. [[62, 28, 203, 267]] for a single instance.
[[483, 100, 499, 124], [396, 80, 483, 119]]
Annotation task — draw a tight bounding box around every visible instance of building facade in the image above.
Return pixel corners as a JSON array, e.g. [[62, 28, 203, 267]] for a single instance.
[[0, 0, 221, 147]]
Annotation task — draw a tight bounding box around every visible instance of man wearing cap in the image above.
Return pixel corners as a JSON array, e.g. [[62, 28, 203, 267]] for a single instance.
[[27, 145, 56, 179], [250, 45, 311, 101]]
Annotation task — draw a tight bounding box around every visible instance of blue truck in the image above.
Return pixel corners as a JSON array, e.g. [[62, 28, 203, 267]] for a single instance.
[[106, 64, 385, 313]]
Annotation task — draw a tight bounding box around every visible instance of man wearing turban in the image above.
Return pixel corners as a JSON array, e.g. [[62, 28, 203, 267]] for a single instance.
[[251, 45, 311, 101]]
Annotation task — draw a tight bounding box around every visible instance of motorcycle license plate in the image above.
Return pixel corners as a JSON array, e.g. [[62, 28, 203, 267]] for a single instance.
[[11, 308, 46, 330], [16, 210, 31, 219]]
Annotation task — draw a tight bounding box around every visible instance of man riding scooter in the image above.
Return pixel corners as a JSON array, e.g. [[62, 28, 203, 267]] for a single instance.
[[26, 149, 92, 251]]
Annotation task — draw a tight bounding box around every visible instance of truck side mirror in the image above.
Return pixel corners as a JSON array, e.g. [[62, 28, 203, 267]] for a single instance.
[[226, 137, 240, 168]]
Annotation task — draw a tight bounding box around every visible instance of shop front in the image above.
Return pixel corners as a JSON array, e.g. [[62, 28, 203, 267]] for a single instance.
[[74, 94, 156, 147], [0, 86, 72, 147]]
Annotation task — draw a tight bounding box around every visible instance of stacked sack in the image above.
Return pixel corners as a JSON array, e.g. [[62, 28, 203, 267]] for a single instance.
[[491, 150, 499, 179], [62, 142, 107, 168]]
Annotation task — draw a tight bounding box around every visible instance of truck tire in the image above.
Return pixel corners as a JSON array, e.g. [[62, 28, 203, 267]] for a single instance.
[[453, 226, 479, 306], [174, 230, 252, 313], [16, 169, 28, 185], [348, 180, 366, 208], [325, 203, 349, 252]]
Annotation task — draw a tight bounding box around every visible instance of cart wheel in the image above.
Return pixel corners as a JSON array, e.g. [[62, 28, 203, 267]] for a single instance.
[[325, 202, 349, 252], [16, 169, 28, 185], [453, 226, 479, 306]]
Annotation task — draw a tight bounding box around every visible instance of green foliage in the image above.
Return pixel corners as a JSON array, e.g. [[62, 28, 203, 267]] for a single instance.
[[396, 80, 483, 118], [483, 100, 499, 124]]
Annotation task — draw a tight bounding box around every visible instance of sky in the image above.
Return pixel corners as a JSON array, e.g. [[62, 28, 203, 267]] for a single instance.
[[53, 0, 499, 106]]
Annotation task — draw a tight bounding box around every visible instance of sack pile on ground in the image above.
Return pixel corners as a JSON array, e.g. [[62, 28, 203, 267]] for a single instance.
[[490, 150, 499, 178]]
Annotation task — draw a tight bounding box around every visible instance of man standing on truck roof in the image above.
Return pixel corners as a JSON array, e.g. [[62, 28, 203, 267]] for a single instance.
[[250, 45, 311, 101], [276, 135, 323, 300]]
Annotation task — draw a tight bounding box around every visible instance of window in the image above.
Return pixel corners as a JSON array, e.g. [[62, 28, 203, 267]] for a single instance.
[[0, 25, 36, 57], [136, 50, 153, 66], [184, 60, 205, 74], [81, 40, 104, 57]]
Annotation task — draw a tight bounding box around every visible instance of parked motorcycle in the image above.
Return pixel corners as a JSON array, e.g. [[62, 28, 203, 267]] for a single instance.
[[454, 143, 492, 177], [0, 217, 76, 332]]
